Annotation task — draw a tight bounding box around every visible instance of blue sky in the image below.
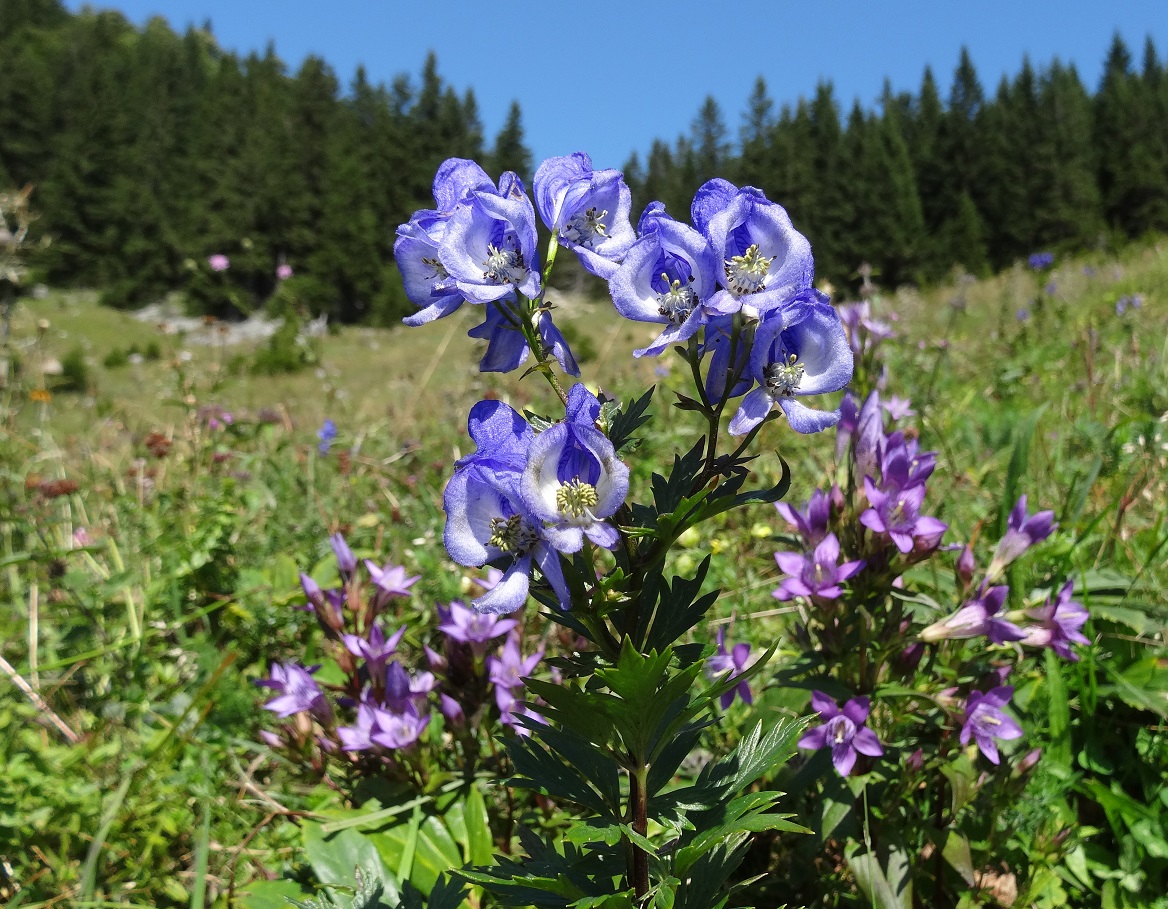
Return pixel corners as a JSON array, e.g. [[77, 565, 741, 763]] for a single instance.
[[66, 1, 1166, 171]]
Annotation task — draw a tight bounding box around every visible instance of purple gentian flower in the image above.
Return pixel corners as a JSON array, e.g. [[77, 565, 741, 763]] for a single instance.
[[364, 560, 420, 603], [690, 178, 814, 319], [799, 691, 883, 777], [987, 495, 1056, 581], [208, 254, 230, 272], [838, 300, 895, 358], [960, 686, 1023, 764], [339, 699, 430, 752], [773, 533, 865, 601], [774, 488, 832, 548], [705, 627, 752, 709], [330, 533, 357, 577], [878, 431, 936, 493], [728, 296, 853, 436], [882, 396, 915, 421], [488, 629, 543, 705], [520, 384, 629, 553], [439, 171, 541, 304], [852, 390, 884, 482], [919, 586, 1025, 644], [1021, 581, 1089, 661], [533, 152, 635, 279], [609, 202, 720, 357], [342, 622, 407, 683], [860, 477, 947, 554], [257, 662, 331, 721], [317, 419, 337, 455], [467, 299, 579, 375], [438, 601, 518, 659]]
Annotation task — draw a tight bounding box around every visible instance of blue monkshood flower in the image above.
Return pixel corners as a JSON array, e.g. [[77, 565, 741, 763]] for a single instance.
[[439, 171, 541, 304], [986, 495, 1057, 582], [533, 152, 636, 279], [1021, 581, 1089, 661], [700, 316, 755, 403], [919, 586, 1025, 644], [467, 299, 579, 376], [799, 691, 884, 777], [520, 384, 630, 553], [690, 178, 814, 319], [1028, 252, 1054, 271], [330, 533, 357, 578], [396, 159, 497, 326], [775, 488, 833, 548], [487, 629, 544, 708], [960, 685, 1023, 764], [609, 202, 720, 357], [773, 533, 865, 601], [317, 419, 337, 455], [342, 622, 408, 684], [257, 662, 331, 721], [705, 627, 753, 709], [859, 477, 947, 554], [727, 297, 853, 436], [443, 400, 570, 614], [438, 601, 518, 659]]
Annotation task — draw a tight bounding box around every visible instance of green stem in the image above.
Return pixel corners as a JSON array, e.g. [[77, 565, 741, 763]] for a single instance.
[[629, 762, 650, 899]]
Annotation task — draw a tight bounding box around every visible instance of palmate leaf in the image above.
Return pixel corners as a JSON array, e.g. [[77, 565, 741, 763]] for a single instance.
[[506, 731, 617, 816], [633, 558, 720, 653], [606, 387, 655, 456]]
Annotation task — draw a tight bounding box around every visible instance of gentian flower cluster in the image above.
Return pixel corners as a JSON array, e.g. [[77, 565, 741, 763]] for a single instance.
[[776, 385, 1087, 778], [257, 533, 549, 779]]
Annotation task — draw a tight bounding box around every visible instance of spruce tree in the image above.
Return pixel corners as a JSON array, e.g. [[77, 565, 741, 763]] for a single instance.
[[489, 101, 533, 183]]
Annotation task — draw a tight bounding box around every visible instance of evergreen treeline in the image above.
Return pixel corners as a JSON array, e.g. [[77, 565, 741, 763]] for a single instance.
[[625, 41, 1168, 290], [0, 0, 533, 322], [2, 0, 1167, 317]]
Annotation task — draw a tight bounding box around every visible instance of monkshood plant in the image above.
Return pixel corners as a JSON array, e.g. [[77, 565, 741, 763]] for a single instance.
[[763, 307, 1090, 906], [374, 153, 856, 908]]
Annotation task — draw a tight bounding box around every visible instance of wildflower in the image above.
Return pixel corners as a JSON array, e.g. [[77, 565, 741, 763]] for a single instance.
[[986, 495, 1056, 581], [443, 400, 568, 614], [799, 691, 884, 777], [257, 662, 331, 721], [338, 698, 430, 752], [330, 533, 357, 577], [852, 390, 884, 481], [438, 600, 518, 658], [467, 299, 579, 375], [364, 560, 421, 604], [439, 171, 541, 304], [519, 383, 629, 552], [878, 430, 936, 494], [276, 263, 293, 280], [882, 395, 915, 421], [487, 629, 543, 701], [317, 419, 337, 454], [1021, 580, 1089, 661], [774, 488, 832, 548], [1115, 293, 1143, 315], [838, 300, 895, 358], [728, 298, 853, 436], [1027, 252, 1054, 270], [773, 533, 864, 601], [342, 621, 407, 684], [208, 254, 230, 272], [533, 152, 635, 278], [919, 586, 1025, 644], [705, 627, 753, 708], [609, 202, 719, 357], [700, 315, 754, 403], [690, 178, 814, 319], [960, 686, 1023, 764], [860, 477, 947, 554]]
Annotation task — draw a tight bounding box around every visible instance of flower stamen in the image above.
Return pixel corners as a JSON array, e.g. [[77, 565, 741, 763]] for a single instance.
[[764, 353, 804, 398], [556, 479, 600, 521], [725, 243, 773, 295], [656, 273, 697, 325], [562, 206, 609, 248]]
